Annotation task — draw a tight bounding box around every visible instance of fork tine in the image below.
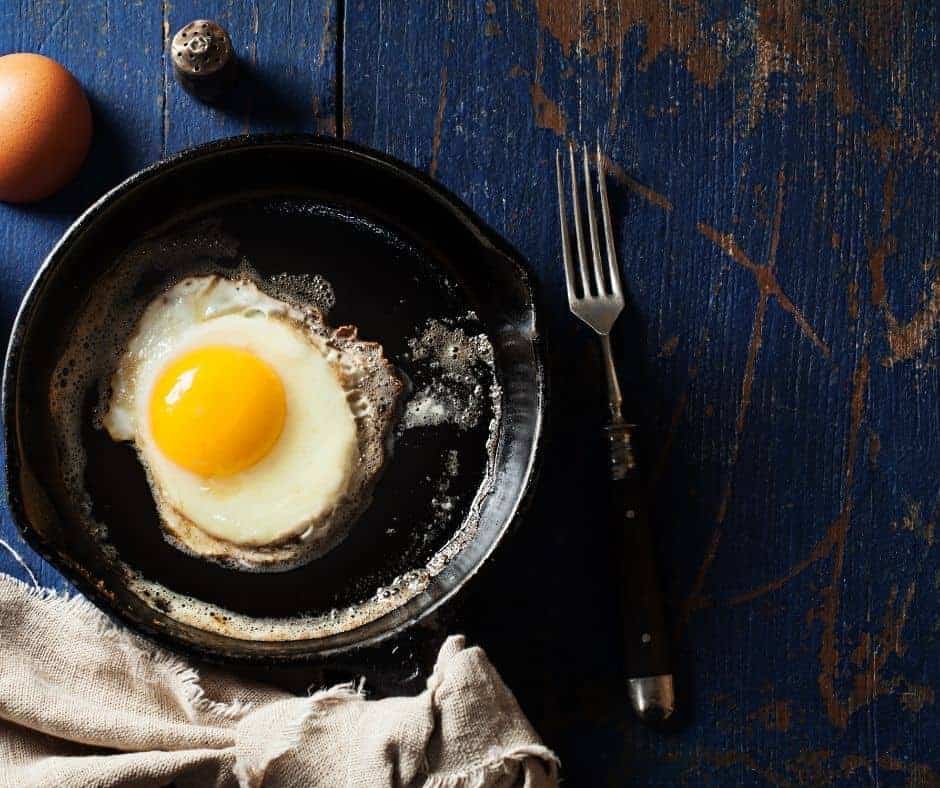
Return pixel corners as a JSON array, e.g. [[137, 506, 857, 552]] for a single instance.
[[555, 149, 577, 303], [582, 142, 608, 295], [567, 142, 593, 297], [596, 143, 622, 297]]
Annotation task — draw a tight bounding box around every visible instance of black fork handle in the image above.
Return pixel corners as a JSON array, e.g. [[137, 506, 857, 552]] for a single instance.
[[607, 424, 675, 722], [614, 474, 670, 674]]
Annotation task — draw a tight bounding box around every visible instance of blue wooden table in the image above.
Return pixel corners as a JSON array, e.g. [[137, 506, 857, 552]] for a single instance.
[[2, 2, 938, 785]]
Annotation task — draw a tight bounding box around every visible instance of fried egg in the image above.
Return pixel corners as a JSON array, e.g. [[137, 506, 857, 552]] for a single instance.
[[101, 274, 402, 571]]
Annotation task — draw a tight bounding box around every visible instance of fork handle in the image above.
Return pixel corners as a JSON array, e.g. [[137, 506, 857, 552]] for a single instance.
[[608, 425, 675, 722]]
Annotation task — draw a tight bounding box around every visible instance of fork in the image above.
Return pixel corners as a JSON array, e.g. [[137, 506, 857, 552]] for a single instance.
[[555, 142, 675, 723]]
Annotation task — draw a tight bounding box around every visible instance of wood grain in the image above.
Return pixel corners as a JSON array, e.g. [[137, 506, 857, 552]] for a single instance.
[[1, 0, 937, 784], [161, 0, 337, 152], [0, 0, 166, 591], [0, 0, 335, 590], [343, 1, 939, 784]]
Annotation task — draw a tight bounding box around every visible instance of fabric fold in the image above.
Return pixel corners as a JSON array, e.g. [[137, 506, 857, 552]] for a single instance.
[[0, 575, 558, 787]]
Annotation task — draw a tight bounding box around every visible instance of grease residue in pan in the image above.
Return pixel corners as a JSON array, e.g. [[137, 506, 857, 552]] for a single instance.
[[49, 197, 502, 641]]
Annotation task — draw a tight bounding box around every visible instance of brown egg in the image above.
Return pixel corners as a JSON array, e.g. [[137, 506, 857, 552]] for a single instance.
[[0, 53, 93, 203]]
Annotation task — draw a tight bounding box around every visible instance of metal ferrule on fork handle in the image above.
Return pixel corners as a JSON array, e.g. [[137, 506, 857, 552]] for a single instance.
[[605, 421, 637, 480]]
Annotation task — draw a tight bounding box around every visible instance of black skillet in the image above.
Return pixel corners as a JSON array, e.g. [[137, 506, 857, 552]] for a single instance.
[[3, 135, 545, 663]]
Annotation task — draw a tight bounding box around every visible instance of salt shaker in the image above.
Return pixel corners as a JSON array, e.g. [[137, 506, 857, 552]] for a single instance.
[[171, 20, 236, 102]]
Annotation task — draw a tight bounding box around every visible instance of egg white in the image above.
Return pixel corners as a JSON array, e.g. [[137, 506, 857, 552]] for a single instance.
[[103, 276, 369, 563]]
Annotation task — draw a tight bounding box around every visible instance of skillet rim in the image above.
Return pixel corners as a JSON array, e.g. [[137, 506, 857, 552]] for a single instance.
[[2, 133, 547, 662]]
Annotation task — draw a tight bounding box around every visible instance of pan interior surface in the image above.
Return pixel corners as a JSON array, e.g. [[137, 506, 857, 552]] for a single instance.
[[5, 138, 543, 660]]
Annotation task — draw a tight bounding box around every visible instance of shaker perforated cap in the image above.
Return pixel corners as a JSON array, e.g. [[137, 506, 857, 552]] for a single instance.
[[171, 20, 236, 100]]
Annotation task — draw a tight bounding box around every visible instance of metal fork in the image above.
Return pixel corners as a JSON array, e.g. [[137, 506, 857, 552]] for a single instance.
[[557, 142, 644, 481], [555, 142, 675, 723]]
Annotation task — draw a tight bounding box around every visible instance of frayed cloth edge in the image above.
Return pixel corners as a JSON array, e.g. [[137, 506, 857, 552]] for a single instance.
[[0, 539, 39, 587], [0, 574, 252, 723], [232, 680, 367, 787], [423, 743, 561, 787]]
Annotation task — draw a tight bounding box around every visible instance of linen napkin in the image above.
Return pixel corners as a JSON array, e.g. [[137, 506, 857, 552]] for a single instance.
[[0, 574, 559, 787]]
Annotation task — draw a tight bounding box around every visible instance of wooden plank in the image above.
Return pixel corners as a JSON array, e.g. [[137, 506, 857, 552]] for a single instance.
[[343, 1, 939, 783], [0, 0, 935, 781], [162, 0, 337, 152], [0, 0, 165, 592], [0, 0, 337, 591]]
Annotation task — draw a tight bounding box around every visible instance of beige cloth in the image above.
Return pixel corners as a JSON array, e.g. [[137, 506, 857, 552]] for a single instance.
[[0, 575, 558, 787]]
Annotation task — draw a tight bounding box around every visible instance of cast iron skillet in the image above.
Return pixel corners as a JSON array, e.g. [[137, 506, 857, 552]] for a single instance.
[[3, 135, 545, 663]]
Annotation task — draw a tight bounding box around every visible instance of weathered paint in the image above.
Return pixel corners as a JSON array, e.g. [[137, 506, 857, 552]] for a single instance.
[[1, 1, 937, 784], [343, 1, 938, 783]]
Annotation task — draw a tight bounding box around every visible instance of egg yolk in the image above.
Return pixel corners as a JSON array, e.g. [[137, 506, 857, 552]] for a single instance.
[[149, 346, 287, 477]]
